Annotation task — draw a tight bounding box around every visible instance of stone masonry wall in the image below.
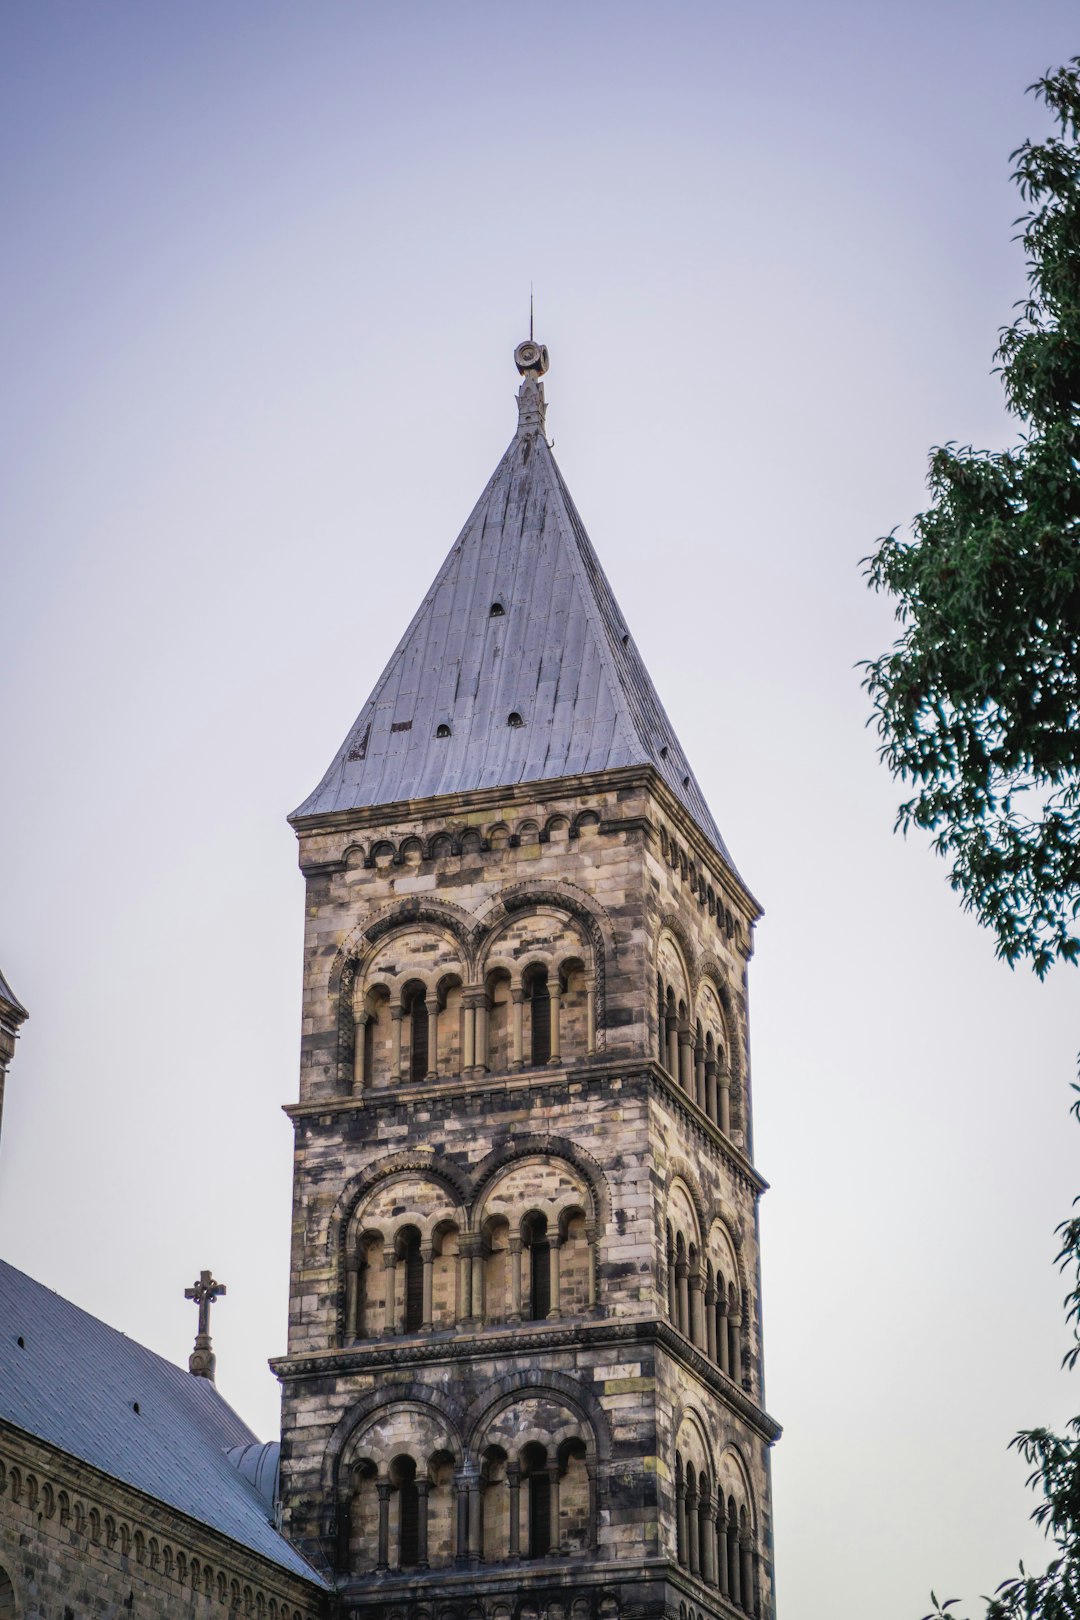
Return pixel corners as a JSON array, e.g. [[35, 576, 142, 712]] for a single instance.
[[278, 768, 777, 1617], [0, 1424, 326, 1620]]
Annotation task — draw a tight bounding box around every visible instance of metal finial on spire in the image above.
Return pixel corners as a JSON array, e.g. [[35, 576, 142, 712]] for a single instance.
[[514, 336, 548, 378], [185, 1269, 226, 1381]]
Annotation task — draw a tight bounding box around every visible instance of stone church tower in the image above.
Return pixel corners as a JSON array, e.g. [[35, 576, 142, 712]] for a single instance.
[[273, 341, 781, 1620]]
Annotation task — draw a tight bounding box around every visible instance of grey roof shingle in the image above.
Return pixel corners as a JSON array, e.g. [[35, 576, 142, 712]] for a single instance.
[[0, 1260, 327, 1588], [291, 370, 733, 866]]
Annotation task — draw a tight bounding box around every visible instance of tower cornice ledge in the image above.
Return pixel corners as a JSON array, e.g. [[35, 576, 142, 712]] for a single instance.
[[282, 1058, 768, 1197], [268, 1317, 782, 1445], [291, 764, 761, 922]]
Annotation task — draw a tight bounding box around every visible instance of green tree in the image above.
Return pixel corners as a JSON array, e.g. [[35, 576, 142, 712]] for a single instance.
[[863, 60, 1080, 1619], [864, 59, 1080, 980]]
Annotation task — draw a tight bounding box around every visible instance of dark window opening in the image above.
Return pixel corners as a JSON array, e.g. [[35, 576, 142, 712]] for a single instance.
[[436, 723, 451, 738], [410, 995, 428, 1081], [528, 1471, 551, 1557], [403, 1236, 424, 1331], [490, 602, 505, 617], [508, 711, 524, 727], [530, 976, 550, 1065], [530, 1242, 551, 1318], [399, 1482, 420, 1567]]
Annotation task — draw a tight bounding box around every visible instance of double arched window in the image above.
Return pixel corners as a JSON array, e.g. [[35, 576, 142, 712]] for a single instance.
[[656, 969, 736, 1136], [674, 1444, 759, 1613], [344, 1162, 599, 1342], [344, 1404, 596, 1571], [665, 1197, 748, 1389]]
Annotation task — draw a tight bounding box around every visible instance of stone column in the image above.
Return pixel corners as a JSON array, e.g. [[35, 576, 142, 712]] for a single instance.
[[702, 1501, 718, 1586], [729, 1306, 743, 1385], [667, 1238, 678, 1320], [548, 984, 562, 1064], [686, 1482, 699, 1576], [352, 1012, 369, 1094], [676, 1257, 689, 1337], [740, 1536, 754, 1614], [462, 1001, 476, 1071], [666, 1016, 679, 1079], [458, 1248, 472, 1322], [382, 1248, 397, 1336], [454, 1476, 469, 1564], [474, 997, 489, 1074], [376, 1481, 391, 1571], [718, 1066, 732, 1135], [717, 1511, 730, 1595], [705, 1284, 717, 1362], [717, 1296, 730, 1375], [585, 1222, 597, 1307], [585, 982, 596, 1055], [675, 1475, 688, 1567], [586, 1462, 597, 1550], [728, 1517, 741, 1608], [421, 1245, 434, 1331], [679, 1028, 694, 1094], [507, 1463, 521, 1560], [510, 989, 524, 1070], [695, 1046, 706, 1111], [467, 1472, 482, 1561], [389, 1006, 403, 1082], [546, 1461, 561, 1554], [547, 1237, 561, 1318], [509, 1236, 523, 1321], [416, 1479, 430, 1569], [426, 1003, 439, 1078], [705, 1058, 718, 1123], [689, 1267, 705, 1349], [345, 1259, 360, 1341], [470, 1243, 485, 1323]]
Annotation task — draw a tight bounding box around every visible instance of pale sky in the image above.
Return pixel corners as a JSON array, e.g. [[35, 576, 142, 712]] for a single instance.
[[2, 5, 1079, 1616]]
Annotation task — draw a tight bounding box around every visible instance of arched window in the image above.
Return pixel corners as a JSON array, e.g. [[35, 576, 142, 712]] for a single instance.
[[409, 990, 429, 1081], [0, 1566, 15, 1620], [522, 1444, 550, 1557], [524, 1213, 550, 1320], [402, 1231, 424, 1332], [529, 971, 551, 1065]]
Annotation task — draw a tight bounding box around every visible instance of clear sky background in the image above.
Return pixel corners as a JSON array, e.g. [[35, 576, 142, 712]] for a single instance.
[[2, 4, 1079, 1615]]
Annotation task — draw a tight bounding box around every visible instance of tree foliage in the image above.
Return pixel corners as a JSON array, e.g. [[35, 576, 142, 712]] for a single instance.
[[864, 61, 1080, 1617], [863, 60, 1080, 977], [922, 1093, 1080, 1620]]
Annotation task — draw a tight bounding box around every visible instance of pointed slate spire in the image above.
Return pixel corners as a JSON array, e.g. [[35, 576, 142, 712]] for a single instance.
[[293, 342, 731, 863]]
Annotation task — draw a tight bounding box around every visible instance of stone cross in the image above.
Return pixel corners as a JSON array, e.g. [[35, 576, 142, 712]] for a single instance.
[[185, 1269, 226, 1381]]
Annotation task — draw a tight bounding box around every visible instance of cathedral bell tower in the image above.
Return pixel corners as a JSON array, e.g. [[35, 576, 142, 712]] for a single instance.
[[273, 343, 781, 1619]]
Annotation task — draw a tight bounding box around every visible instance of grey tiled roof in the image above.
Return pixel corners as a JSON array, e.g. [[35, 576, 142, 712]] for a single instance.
[[292, 371, 732, 866], [0, 1260, 327, 1588]]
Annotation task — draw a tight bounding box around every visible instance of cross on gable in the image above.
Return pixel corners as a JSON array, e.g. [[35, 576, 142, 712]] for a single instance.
[[185, 1269, 226, 1339]]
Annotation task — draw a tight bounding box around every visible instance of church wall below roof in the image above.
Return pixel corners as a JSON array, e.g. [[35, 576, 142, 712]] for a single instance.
[[0, 1422, 327, 1620]]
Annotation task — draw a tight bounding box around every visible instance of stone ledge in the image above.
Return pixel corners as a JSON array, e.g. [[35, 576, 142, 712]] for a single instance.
[[269, 1319, 781, 1446]]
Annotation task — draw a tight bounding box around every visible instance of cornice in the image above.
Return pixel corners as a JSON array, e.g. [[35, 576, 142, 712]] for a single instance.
[[282, 1059, 766, 1198], [283, 1055, 644, 1123], [268, 1317, 781, 1446], [290, 766, 654, 841]]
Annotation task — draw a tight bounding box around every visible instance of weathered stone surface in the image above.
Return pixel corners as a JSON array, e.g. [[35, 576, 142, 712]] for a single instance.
[[0, 1425, 323, 1619], [278, 767, 779, 1619]]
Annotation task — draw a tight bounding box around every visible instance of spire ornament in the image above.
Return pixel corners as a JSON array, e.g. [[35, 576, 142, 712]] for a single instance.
[[185, 1269, 226, 1381], [514, 338, 549, 436]]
